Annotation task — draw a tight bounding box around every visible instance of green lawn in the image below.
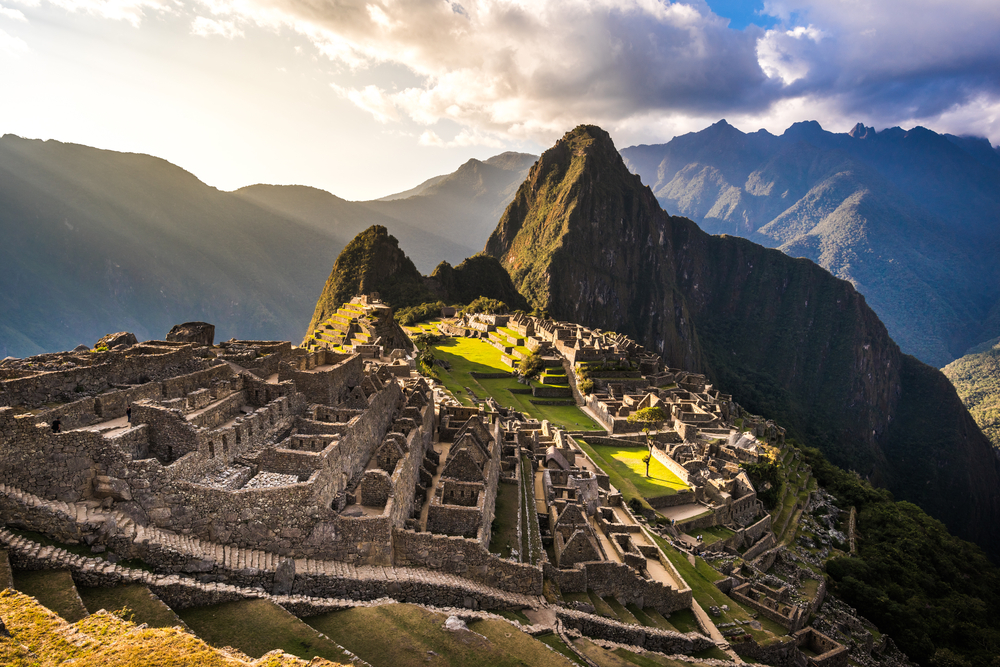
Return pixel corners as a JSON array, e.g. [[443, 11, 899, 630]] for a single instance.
[[429, 337, 602, 430], [582, 441, 688, 496], [686, 525, 735, 546]]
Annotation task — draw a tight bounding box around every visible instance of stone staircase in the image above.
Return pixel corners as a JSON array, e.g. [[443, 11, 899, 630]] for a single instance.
[[0, 483, 544, 611]]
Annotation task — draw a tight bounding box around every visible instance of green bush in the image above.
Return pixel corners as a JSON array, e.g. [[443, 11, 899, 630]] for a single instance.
[[460, 296, 508, 316]]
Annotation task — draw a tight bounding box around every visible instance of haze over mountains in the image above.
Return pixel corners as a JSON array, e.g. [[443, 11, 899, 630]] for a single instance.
[[620, 120, 1000, 367], [0, 134, 532, 358]]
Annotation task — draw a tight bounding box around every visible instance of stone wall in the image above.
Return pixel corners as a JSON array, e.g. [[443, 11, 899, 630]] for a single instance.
[[646, 491, 698, 509], [581, 560, 691, 614], [0, 346, 203, 409], [743, 533, 777, 561], [392, 529, 543, 596], [278, 354, 362, 405], [556, 608, 714, 655]]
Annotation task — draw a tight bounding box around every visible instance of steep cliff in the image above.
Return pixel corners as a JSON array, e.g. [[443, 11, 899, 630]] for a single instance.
[[620, 120, 1000, 367], [485, 125, 1000, 557]]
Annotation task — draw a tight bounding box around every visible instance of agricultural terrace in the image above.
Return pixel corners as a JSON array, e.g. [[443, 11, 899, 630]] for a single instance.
[[421, 335, 602, 431], [307, 603, 576, 667]]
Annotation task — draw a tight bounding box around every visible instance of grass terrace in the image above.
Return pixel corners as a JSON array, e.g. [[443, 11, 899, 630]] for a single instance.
[[307, 603, 576, 667], [652, 534, 789, 643], [576, 440, 688, 500], [178, 598, 350, 662], [78, 584, 184, 629], [685, 525, 735, 546], [427, 336, 602, 430]]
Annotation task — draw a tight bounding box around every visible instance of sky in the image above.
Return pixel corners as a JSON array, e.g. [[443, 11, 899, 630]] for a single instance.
[[1, 0, 998, 200]]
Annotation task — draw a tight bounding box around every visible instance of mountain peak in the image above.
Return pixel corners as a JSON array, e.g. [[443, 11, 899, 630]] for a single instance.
[[304, 224, 429, 337], [849, 122, 876, 139]]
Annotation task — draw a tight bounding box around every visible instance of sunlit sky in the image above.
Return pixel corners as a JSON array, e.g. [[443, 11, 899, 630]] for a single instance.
[[1, 0, 998, 200]]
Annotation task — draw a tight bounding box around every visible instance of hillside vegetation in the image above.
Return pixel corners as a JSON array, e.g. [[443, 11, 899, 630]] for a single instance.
[[943, 340, 1000, 450], [306, 225, 527, 339]]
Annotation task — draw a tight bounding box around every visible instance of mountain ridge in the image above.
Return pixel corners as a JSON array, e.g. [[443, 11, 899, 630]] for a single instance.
[[486, 124, 1000, 558], [621, 121, 1000, 367]]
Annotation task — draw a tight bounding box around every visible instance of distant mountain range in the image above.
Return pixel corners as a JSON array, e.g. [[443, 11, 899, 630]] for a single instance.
[[621, 120, 1000, 367], [0, 134, 533, 358], [485, 125, 1000, 559], [236, 151, 535, 272]]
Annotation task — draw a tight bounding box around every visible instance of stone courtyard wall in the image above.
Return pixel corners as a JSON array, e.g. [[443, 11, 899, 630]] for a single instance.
[[392, 529, 543, 595]]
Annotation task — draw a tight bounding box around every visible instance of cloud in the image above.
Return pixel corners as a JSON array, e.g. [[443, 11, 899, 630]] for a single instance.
[[756, 0, 1000, 121], [6, 0, 171, 27], [0, 5, 28, 20], [0, 26, 27, 56], [14, 0, 1000, 145], [191, 15, 243, 38], [185, 0, 775, 144], [332, 83, 401, 123]]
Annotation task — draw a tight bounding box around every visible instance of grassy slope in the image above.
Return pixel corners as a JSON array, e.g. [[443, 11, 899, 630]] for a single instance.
[[177, 599, 351, 663], [0, 589, 335, 667], [306, 603, 575, 667], [78, 584, 185, 629], [943, 344, 1000, 450], [12, 569, 89, 623]]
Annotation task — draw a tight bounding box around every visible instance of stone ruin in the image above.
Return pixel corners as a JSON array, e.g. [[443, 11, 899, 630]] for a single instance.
[[306, 293, 412, 358]]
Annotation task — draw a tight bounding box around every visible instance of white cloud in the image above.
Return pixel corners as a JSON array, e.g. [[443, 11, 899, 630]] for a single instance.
[[14, 0, 171, 27], [0, 26, 27, 56], [0, 5, 27, 20], [332, 83, 401, 123], [10, 0, 1000, 146], [418, 129, 443, 146], [186, 0, 771, 145], [191, 15, 243, 38]]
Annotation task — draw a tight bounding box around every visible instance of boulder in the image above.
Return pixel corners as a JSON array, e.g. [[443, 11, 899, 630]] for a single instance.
[[272, 558, 295, 595], [94, 332, 137, 350], [73, 344, 90, 353], [166, 322, 215, 346]]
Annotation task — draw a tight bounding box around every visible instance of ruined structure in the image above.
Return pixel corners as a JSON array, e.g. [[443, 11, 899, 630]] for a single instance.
[[305, 294, 412, 358]]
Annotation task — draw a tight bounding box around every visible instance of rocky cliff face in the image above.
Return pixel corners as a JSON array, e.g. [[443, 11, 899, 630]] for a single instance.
[[620, 120, 1000, 367], [485, 125, 1000, 558]]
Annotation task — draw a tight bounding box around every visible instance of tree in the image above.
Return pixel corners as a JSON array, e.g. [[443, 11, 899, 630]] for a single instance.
[[519, 352, 544, 380], [627, 406, 667, 476]]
